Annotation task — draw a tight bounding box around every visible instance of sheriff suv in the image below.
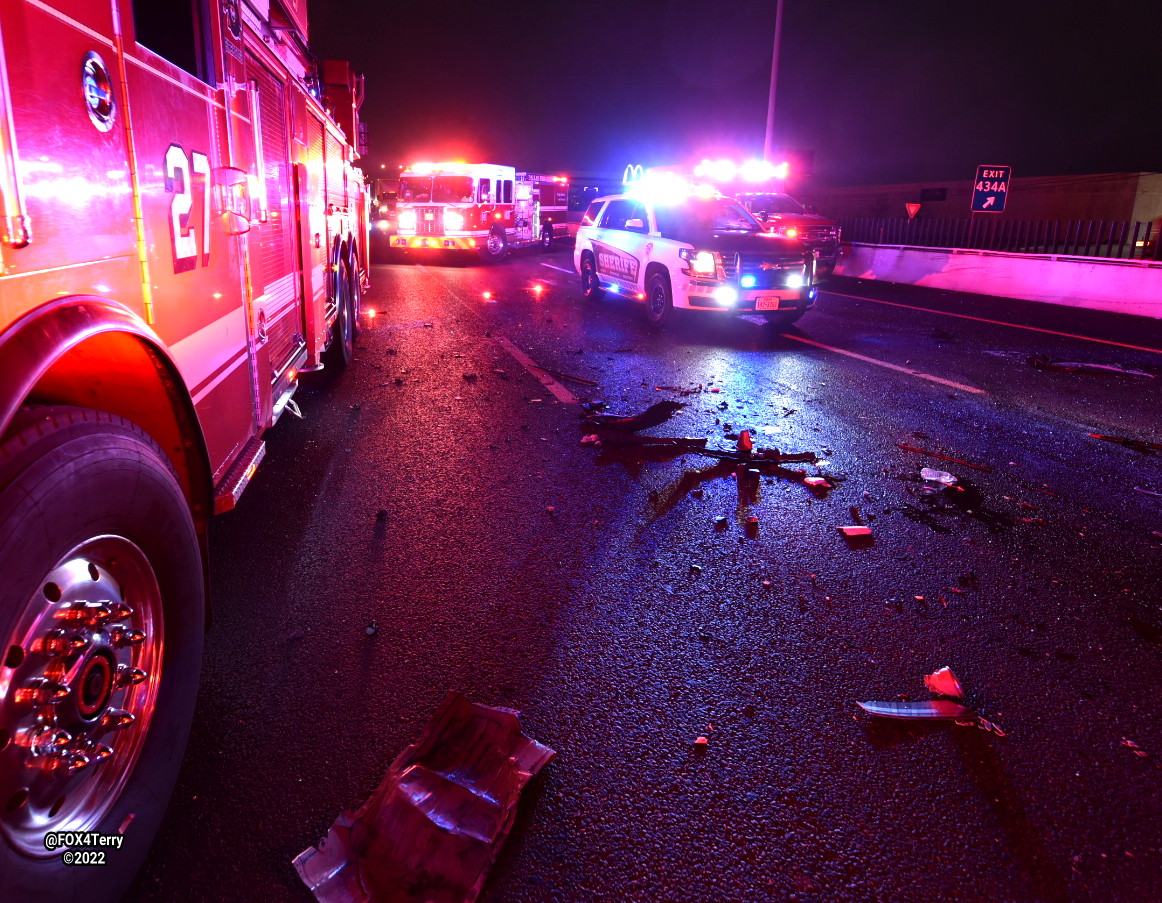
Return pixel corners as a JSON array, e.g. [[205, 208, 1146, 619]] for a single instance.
[[574, 192, 818, 328], [738, 192, 841, 278]]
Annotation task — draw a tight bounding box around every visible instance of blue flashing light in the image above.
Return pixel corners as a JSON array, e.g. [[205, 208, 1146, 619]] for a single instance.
[[740, 275, 756, 288]]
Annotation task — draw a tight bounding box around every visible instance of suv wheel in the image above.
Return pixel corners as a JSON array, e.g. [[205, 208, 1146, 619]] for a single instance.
[[646, 272, 672, 326], [580, 254, 603, 300]]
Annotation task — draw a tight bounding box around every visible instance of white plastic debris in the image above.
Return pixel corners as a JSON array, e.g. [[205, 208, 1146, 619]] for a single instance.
[[920, 467, 958, 485]]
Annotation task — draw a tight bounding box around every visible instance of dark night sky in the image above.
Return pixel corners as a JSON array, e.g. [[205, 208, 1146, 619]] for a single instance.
[[306, 0, 1162, 187]]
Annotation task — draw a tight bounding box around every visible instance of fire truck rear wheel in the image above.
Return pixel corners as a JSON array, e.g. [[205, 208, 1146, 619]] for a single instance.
[[646, 272, 673, 326], [539, 223, 554, 251], [0, 405, 204, 903], [580, 253, 603, 300], [479, 228, 508, 263], [323, 257, 357, 368]]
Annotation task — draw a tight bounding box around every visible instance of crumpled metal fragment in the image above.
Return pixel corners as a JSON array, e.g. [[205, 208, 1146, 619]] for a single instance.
[[294, 692, 555, 903]]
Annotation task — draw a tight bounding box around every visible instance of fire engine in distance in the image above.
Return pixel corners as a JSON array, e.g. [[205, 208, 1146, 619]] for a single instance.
[[391, 162, 568, 261]]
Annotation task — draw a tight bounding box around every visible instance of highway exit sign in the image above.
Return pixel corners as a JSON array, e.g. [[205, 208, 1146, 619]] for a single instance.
[[971, 164, 1011, 212]]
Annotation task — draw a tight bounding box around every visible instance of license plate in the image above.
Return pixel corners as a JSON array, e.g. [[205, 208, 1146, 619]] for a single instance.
[[755, 296, 781, 311]]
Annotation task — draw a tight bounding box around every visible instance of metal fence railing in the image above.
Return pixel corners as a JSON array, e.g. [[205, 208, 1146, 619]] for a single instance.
[[838, 216, 1162, 262]]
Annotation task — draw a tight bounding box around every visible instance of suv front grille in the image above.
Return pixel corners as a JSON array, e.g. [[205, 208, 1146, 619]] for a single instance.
[[724, 253, 808, 289]]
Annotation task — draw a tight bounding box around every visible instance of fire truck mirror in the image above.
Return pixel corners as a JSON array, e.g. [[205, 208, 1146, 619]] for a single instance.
[[216, 166, 252, 235]]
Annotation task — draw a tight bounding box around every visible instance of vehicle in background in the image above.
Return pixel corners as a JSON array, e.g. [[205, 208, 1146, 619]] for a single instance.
[[568, 178, 623, 237], [372, 177, 400, 234], [390, 162, 567, 261], [736, 192, 842, 279], [0, 1, 366, 898], [573, 175, 818, 329]]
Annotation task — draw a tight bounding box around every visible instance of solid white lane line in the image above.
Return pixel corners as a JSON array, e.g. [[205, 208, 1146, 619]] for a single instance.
[[825, 290, 1162, 355], [782, 333, 989, 394], [415, 265, 576, 401], [541, 263, 574, 274], [492, 336, 578, 403]]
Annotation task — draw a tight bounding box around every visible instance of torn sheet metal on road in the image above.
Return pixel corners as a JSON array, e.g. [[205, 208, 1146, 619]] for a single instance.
[[857, 667, 1005, 736], [293, 692, 555, 903]]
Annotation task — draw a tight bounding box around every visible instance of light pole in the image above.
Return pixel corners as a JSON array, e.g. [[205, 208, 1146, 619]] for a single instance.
[[763, 0, 785, 162]]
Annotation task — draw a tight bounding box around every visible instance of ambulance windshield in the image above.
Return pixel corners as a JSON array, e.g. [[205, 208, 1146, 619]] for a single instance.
[[653, 198, 763, 240], [399, 176, 475, 203]]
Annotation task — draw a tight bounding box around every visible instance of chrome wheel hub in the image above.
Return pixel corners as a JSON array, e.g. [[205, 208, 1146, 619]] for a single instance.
[[1, 538, 161, 855]]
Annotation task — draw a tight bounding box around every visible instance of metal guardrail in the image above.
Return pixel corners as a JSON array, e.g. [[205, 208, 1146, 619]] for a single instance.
[[838, 216, 1162, 262]]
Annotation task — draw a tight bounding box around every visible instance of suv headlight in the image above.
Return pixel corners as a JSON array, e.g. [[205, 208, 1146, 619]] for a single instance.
[[679, 248, 720, 278], [445, 210, 465, 231], [769, 223, 800, 240]]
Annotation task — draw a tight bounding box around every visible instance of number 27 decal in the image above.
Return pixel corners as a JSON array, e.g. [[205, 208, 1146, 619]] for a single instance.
[[165, 144, 211, 272]]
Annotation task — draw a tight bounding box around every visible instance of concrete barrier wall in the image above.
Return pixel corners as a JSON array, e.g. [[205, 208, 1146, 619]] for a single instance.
[[834, 244, 1162, 319]]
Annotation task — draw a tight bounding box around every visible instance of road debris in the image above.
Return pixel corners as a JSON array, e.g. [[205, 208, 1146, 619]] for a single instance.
[[293, 692, 555, 903], [1089, 433, 1162, 454], [1028, 354, 1155, 378], [857, 666, 1004, 736], [581, 400, 685, 433], [920, 467, 958, 485], [897, 442, 992, 472], [923, 666, 964, 697], [837, 525, 872, 537]]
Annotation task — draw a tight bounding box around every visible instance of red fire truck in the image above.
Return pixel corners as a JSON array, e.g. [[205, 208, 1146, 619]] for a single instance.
[[0, 0, 366, 897], [391, 162, 568, 261]]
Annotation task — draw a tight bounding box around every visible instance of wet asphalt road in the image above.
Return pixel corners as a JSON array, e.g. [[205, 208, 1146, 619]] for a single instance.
[[126, 242, 1162, 902]]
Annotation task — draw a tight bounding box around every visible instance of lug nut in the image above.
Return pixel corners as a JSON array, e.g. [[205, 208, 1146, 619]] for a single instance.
[[110, 627, 145, 647], [35, 630, 88, 656], [100, 708, 135, 730], [26, 728, 73, 755], [56, 602, 110, 626], [59, 752, 92, 775], [114, 666, 147, 688], [16, 678, 70, 705]]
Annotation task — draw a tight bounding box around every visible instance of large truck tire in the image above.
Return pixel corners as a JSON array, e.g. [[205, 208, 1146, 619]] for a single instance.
[[0, 406, 204, 903], [323, 256, 357, 369], [478, 227, 508, 263]]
